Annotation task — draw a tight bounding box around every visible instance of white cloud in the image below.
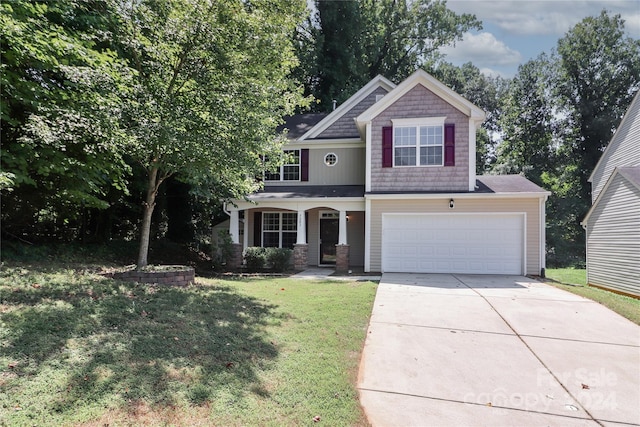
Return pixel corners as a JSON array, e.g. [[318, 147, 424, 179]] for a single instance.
[[447, 0, 640, 36], [441, 32, 523, 67]]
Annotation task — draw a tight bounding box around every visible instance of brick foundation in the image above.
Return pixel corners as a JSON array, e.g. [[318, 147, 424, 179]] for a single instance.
[[293, 244, 309, 271], [335, 244, 350, 274], [108, 267, 195, 286], [228, 243, 244, 271]]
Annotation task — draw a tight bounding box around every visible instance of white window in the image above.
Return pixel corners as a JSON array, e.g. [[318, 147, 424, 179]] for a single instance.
[[324, 152, 338, 166], [265, 150, 300, 181], [392, 117, 445, 167], [262, 212, 297, 248]]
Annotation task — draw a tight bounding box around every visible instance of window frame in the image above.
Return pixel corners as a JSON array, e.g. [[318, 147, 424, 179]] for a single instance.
[[262, 211, 297, 249], [264, 149, 301, 181], [391, 117, 446, 168]]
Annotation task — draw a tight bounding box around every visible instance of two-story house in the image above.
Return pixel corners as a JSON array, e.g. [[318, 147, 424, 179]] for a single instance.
[[582, 91, 640, 297], [226, 70, 550, 275]]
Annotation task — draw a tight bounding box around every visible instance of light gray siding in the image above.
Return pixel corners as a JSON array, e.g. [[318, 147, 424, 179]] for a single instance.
[[586, 173, 640, 296], [264, 147, 365, 186], [309, 147, 365, 185], [590, 95, 640, 202], [368, 197, 543, 274], [317, 87, 389, 139], [370, 84, 470, 192]]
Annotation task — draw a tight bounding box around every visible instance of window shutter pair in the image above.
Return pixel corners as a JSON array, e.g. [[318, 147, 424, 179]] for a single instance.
[[381, 124, 455, 167]]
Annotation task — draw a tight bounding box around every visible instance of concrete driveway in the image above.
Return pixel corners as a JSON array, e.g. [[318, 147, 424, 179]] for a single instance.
[[358, 273, 640, 426]]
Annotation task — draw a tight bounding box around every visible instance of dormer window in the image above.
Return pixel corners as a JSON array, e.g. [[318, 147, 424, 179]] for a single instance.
[[392, 117, 445, 167]]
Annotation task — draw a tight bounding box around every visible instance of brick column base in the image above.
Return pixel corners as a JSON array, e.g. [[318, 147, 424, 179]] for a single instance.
[[293, 244, 308, 271], [228, 243, 243, 272], [335, 244, 350, 274]]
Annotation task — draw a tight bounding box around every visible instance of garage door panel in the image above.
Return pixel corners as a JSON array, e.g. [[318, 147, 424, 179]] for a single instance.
[[382, 214, 523, 275]]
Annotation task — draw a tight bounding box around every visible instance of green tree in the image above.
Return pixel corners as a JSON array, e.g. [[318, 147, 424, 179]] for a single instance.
[[493, 55, 557, 186], [556, 10, 640, 203], [1, 0, 130, 239], [110, 0, 308, 267], [298, 0, 480, 111], [491, 11, 640, 266], [430, 61, 506, 172]]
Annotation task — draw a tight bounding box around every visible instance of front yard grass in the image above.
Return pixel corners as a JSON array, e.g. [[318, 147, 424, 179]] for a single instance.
[[544, 268, 640, 325], [0, 264, 377, 426]]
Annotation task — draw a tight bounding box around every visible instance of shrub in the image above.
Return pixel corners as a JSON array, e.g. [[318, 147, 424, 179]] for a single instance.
[[243, 247, 266, 272], [211, 230, 233, 271], [265, 247, 292, 273]]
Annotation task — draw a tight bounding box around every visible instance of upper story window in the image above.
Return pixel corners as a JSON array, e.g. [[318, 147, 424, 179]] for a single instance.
[[392, 117, 445, 167], [265, 150, 300, 181]]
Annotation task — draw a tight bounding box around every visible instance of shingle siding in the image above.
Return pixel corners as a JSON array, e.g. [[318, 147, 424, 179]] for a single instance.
[[370, 84, 470, 192], [368, 197, 542, 274], [317, 87, 390, 139], [590, 95, 640, 202], [586, 174, 640, 296]]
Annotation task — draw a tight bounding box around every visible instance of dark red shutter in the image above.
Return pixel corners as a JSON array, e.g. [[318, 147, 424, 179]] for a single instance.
[[382, 126, 393, 167], [253, 212, 262, 246], [301, 149, 309, 181], [444, 124, 455, 166]]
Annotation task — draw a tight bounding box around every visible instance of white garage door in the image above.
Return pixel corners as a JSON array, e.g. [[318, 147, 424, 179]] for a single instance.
[[382, 214, 524, 274]]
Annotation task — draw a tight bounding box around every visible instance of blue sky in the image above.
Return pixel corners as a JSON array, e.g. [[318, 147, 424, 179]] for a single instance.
[[440, 0, 640, 77]]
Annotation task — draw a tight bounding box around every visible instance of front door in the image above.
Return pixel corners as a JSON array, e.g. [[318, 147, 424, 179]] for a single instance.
[[320, 218, 339, 265]]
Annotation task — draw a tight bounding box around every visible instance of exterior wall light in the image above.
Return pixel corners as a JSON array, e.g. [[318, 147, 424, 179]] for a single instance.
[[449, 199, 455, 209]]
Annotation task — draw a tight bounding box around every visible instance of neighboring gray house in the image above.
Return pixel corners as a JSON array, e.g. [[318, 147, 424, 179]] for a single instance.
[[226, 70, 550, 274], [583, 91, 640, 297]]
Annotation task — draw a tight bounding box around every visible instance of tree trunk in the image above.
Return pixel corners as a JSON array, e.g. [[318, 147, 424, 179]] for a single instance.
[[137, 167, 160, 269]]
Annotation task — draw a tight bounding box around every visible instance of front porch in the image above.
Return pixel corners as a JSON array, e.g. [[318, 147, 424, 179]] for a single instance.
[[226, 198, 365, 273]]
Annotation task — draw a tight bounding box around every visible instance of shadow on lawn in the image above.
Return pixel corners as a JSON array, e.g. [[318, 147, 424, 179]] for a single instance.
[[0, 266, 282, 421]]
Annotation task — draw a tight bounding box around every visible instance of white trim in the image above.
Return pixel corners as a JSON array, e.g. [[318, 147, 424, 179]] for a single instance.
[[468, 118, 476, 191], [261, 211, 297, 248], [364, 197, 372, 272], [283, 139, 363, 150], [365, 122, 372, 192], [365, 192, 550, 200], [381, 212, 526, 275], [588, 91, 640, 183], [233, 198, 365, 212], [582, 167, 640, 225], [243, 211, 249, 249], [300, 75, 395, 140], [356, 69, 486, 135], [264, 149, 301, 182], [391, 116, 446, 127], [324, 152, 338, 167], [392, 122, 445, 168], [539, 195, 547, 272]]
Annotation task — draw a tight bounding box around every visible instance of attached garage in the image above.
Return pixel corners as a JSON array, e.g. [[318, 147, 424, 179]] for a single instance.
[[382, 213, 525, 274]]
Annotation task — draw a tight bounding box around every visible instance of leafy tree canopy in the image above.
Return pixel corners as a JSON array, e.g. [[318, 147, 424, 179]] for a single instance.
[[296, 0, 480, 111]]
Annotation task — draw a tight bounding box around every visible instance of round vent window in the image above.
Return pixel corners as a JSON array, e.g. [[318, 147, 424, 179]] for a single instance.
[[324, 153, 338, 166]]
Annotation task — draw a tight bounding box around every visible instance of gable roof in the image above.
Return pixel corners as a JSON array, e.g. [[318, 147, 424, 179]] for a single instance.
[[588, 91, 640, 183], [299, 75, 396, 140], [583, 166, 640, 225], [355, 69, 486, 134]]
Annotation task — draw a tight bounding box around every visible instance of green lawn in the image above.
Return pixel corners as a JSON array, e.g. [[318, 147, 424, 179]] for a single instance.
[[544, 268, 640, 325], [0, 264, 377, 426]]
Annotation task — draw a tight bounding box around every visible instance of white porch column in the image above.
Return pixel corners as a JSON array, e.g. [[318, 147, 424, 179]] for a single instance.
[[229, 209, 240, 244], [243, 210, 249, 249], [296, 209, 307, 244], [338, 210, 348, 245]]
